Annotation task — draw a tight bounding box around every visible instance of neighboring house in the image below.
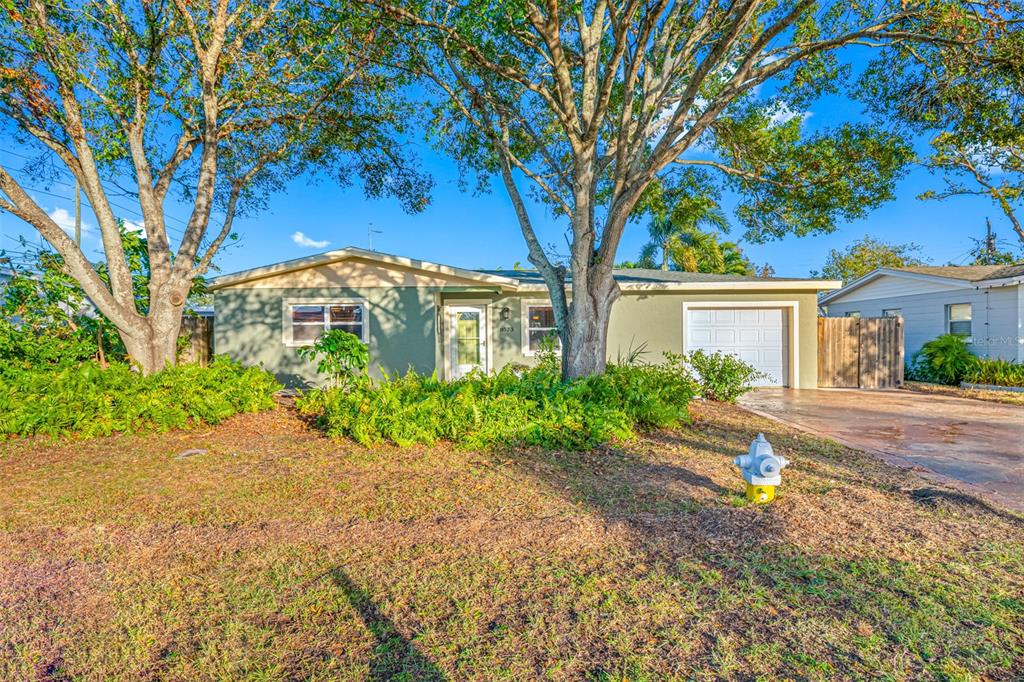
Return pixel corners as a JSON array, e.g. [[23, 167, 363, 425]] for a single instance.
[[820, 264, 1024, 362], [209, 247, 841, 388]]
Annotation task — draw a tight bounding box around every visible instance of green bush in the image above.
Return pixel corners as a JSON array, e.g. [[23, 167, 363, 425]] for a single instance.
[[296, 358, 697, 450], [0, 356, 281, 439], [296, 329, 370, 388], [679, 350, 766, 402], [965, 358, 1024, 387], [908, 334, 980, 386]]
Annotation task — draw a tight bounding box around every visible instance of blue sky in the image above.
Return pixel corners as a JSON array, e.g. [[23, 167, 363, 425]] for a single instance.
[[1, 94, 1017, 279]]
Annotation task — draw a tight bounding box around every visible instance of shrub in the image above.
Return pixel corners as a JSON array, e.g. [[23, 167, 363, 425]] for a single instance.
[[296, 359, 697, 450], [679, 350, 766, 402], [965, 358, 1024, 387], [0, 356, 281, 439], [909, 334, 980, 386], [296, 329, 369, 388]]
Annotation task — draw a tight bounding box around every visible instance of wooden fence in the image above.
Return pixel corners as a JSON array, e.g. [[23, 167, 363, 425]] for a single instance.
[[179, 316, 213, 367], [817, 317, 904, 389]]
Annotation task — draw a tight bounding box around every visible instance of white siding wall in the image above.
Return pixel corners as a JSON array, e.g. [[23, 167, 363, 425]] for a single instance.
[[826, 284, 1022, 361]]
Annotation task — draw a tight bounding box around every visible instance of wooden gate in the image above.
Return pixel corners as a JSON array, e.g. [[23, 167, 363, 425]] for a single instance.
[[179, 316, 213, 367], [817, 317, 904, 389]]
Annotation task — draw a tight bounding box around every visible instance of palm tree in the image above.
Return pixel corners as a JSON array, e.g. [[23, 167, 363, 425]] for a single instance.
[[639, 193, 729, 270]]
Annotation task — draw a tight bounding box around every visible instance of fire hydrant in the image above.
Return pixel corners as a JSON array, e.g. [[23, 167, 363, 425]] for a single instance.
[[734, 433, 789, 503]]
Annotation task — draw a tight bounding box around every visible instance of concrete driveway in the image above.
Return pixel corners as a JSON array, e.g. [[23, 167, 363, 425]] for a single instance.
[[739, 388, 1024, 512]]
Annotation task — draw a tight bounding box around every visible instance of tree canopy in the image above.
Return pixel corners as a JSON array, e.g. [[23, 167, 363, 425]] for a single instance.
[[813, 235, 929, 282], [374, 0, 1013, 377], [0, 0, 429, 372]]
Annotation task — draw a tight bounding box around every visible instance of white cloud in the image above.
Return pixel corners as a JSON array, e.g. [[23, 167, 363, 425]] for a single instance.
[[291, 231, 330, 249], [123, 219, 146, 236], [48, 207, 89, 235], [768, 102, 812, 127]]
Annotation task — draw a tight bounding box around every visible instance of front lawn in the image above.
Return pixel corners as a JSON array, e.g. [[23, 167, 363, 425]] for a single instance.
[[1, 402, 1021, 680]]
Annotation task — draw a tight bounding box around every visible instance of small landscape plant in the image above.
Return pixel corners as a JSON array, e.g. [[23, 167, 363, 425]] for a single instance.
[[296, 358, 697, 450], [908, 334, 980, 386], [678, 350, 766, 402], [965, 357, 1024, 388], [0, 356, 281, 439], [296, 329, 370, 388]]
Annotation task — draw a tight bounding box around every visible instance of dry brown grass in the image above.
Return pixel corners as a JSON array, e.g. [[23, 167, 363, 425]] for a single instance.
[[903, 380, 1024, 406], [1, 403, 1021, 680]]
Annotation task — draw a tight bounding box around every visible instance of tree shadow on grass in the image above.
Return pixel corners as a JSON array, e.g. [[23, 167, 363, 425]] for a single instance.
[[329, 568, 448, 681]]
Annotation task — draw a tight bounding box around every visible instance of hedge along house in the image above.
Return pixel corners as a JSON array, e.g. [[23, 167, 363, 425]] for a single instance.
[[209, 247, 841, 388]]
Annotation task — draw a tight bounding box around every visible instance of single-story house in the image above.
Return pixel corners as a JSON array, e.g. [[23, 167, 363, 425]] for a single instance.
[[820, 264, 1024, 362], [209, 247, 841, 388]]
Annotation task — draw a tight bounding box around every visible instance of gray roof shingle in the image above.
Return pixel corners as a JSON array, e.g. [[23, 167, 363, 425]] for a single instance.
[[896, 264, 1024, 282]]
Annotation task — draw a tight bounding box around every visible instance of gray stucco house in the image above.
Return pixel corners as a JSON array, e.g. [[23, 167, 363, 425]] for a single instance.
[[820, 264, 1024, 361], [209, 247, 841, 388]]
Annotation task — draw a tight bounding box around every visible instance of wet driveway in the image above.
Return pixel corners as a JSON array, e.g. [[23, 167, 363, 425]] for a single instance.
[[739, 388, 1024, 512]]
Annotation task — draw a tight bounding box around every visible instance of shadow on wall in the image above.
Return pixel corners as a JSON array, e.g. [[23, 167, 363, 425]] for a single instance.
[[213, 284, 437, 389]]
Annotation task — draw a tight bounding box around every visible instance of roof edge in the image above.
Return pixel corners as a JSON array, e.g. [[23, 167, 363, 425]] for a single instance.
[[818, 267, 974, 304], [209, 247, 521, 291]]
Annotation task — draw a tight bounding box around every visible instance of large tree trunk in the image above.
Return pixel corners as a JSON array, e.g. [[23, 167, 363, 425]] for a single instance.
[[560, 265, 620, 380], [119, 299, 185, 375]]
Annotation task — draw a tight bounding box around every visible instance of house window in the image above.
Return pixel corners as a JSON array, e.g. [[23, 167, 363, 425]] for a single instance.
[[525, 303, 560, 353], [882, 309, 902, 318], [285, 301, 367, 346], [947, 303, 972, 337], [845, 311, 861, 319]]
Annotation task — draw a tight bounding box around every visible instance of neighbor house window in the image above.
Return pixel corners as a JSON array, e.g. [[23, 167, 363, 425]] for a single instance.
[[882, 309, 902, 318], [284, 300, 367, 346], [947, 303, 972, 337], [845, 311, 861, 319], [525, 303, 560, 353]]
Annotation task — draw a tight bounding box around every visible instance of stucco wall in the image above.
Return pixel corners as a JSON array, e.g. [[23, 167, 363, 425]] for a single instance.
[[216, 285, 824, 388], [442, 289, 822, 388], [825, 284, 1021, 361], [214, 286, 438, 387]]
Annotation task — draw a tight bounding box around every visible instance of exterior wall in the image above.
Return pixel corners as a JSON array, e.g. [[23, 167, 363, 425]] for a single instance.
[[217, 283, 825, 388], [441, 289, 822, 388], [830, 274, 964, 302], [214, 286, 439, 387], [825, 284, 1022, 361]]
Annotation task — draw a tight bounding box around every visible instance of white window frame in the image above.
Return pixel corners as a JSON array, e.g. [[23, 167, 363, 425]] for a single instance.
[[882, 308, 902, 318], [845, 311, 861, 319], [521, 299, 562, 356], [946, 302, 972, 337], [281, 298, 369, 347]]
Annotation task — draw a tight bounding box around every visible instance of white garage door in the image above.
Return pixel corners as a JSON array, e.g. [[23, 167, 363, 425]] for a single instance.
[[686, 308, 787, 387]]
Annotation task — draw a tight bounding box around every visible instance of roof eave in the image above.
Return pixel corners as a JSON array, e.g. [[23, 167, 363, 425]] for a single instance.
[[818, 267, 975, 304], [209, 247, 521, 291]]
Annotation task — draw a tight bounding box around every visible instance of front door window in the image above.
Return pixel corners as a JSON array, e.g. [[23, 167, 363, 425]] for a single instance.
[[449, 306, 487, 378]]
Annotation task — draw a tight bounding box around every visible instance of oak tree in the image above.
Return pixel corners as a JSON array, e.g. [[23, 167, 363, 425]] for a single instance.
[[0, 0, 428, 373], [374, 0, 1001, 378]]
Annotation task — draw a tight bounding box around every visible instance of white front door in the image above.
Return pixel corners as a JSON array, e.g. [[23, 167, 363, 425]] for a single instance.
[[686, 308, 787, 387], [448, 305, 488, 379]]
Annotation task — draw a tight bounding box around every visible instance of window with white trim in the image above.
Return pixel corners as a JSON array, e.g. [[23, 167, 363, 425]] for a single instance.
[[286, 302, 366, 346], [882, 308, 902, 318], [525, 304, 560, 353], [947, 303, 972, 337], [844, 311, 861, 319]]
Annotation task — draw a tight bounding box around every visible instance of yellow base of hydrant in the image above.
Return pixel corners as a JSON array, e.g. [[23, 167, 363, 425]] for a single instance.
[[745, 484, 776, 504]]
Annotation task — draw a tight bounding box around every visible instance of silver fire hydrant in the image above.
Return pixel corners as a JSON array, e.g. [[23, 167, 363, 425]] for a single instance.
[[733, 433, 789, 503]]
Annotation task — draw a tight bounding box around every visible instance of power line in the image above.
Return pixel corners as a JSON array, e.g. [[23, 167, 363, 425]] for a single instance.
[[1, 148, 192, 231]]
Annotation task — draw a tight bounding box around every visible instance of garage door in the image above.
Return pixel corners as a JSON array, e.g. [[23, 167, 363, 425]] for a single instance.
[[686, 308, 787, 387]]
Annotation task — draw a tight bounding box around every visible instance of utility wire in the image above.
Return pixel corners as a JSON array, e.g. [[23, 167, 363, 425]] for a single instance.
[[1, 148, 192, 232]]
